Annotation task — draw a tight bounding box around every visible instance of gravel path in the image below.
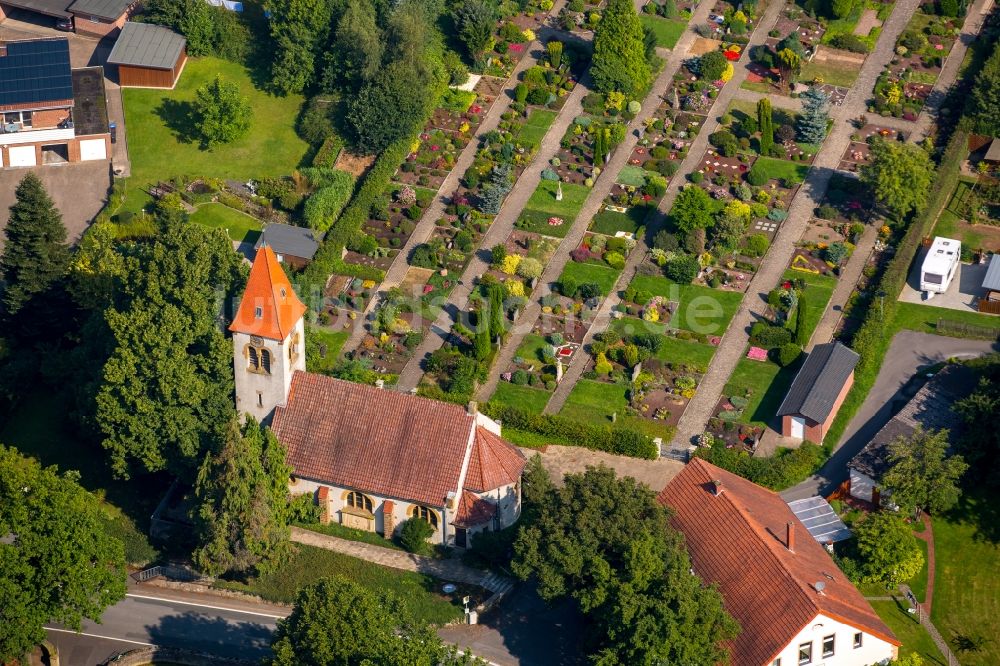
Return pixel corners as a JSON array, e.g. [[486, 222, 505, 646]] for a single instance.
[[807, 224, 877, 349]]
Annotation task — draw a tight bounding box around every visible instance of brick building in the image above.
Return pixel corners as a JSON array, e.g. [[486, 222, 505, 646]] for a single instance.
[[777, 342, 859, 442]]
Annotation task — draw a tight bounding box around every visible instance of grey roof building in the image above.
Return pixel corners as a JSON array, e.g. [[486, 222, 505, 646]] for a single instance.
[[848, 365, 974, 502], [983, 254, 1000, 296], [107, 22, 186, 70], [255, 224, 320, 267], [67, 0, 131, 20], [777, 342, 860, 423]]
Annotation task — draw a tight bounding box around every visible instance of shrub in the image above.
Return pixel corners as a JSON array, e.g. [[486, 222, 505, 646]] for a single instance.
[[560, 277, 578, 298], [824, 241, 850, 265], [605, 251, 626, 269], [578, 282, 602, 299], [514, 82, 529, 104], [746, 163, 769, 186], [773, 342, 802, 367], [689, 171, 704, 184], [517, 257, 544, 280], [744, 233, 770, 257], [490, 243, 507, 266], [302, 171, 357, 232], [830, 34, 869, 53], [653, 230, 679, 251], [527, 87, 551, 106], [512, 369, 530, 385], [699, 51, 728, 81], [749, 322, 792, 348], [398, 517, 434, 554], [665, 254, 700, 283], [816, 204, 839, 220], [694, 440, 826, 489]]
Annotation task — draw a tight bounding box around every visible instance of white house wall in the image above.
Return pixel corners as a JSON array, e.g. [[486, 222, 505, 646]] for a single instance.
[[850, 469, 876, 503], [768, 613, 897, 666]]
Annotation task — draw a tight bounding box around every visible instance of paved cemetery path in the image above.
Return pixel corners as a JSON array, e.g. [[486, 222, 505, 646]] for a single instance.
[[670, 0, 923, 447], [341, 1, 570, 356], [473, 0, 720, 402]]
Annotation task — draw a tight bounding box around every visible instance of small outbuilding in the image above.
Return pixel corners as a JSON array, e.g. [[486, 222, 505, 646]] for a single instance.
[[982, 254, 1000, 302], [254, 224, 320, 268], [984, 138, 1000, 165], [776, 341, 859, 442], [106, 22, 186, 89]]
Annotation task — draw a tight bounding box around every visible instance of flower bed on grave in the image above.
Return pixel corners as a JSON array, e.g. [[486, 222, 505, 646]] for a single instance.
[[322, 276, 373, 333], [549, 116, 627, 186], [706, 0, 760, 45], [479, 17, 540, 78], [706, 408, 763, 452], [485, 231, 559, 297], [409, 209, 492, 279], [839, 123, 909, 172], [500, 331, 577, 395], [668, 62, 722, 116], [590, 186, 656, 236], [556, 0, 604, 33], [428, 88, 486, 135], [396, 129, 469, 190], [720, 102, 818, 165], [516, 38, 587, 114], [353, 294, 427, 375], [362, 183, 435, 255]]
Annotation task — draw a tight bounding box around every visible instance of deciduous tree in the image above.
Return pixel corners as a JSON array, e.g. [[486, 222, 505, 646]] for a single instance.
[[512, 467, 737, 663], [670, 184, 715, 234], [592, 0, 652, 98], [454, 0, 497, 60], [881, 427, 968, 517], [860, 138, 934, 219], [192, 417, 292, 576], [270, 576, 485, 666], [321, 0, 384, 92], [194, 75, 253, 147], [853, 511, 924, 588], [265, 0, 337, 94], [0, 445, 127, 661]]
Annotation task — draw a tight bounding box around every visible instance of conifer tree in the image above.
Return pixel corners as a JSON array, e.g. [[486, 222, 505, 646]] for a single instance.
[[797, 87, 831, 144], [1, 173, 70, 318], [592, 0, 652, 98], [193, 417, 292, 576], [757, 98, 774, 155]]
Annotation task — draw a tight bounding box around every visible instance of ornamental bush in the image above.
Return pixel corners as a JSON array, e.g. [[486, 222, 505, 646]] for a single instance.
[[744, 233, 770, 257], [398, 517, 433, 554], [746, 163, 769, 186], [773, 342, 802, 367], [302, 170, 357, 232], [749, 322, 792, 348], [664, 254, 700, 283]]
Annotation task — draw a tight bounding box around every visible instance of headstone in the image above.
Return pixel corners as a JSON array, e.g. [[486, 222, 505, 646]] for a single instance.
[[556, 181, 563, 201], [631, 362, 642, 382], [556, 357, 564, 383], [611, 411, 617, 423]]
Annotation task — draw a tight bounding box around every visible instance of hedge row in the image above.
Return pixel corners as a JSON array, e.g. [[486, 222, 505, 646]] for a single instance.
[[312, 135, 344, 168], [302, 137, 412, 286], [693, 441, 828, 490], [482, 402, 660, 460]]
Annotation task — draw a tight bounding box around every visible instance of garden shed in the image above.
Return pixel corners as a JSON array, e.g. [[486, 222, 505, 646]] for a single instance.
[[982, 254, 1000, 302], [776, 342, 859, 442], [254, 224, 320, 269], [106, 22, 186, 89]]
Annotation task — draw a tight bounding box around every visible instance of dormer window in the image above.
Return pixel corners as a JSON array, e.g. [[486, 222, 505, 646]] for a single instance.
[[254, 306, 263, 319]]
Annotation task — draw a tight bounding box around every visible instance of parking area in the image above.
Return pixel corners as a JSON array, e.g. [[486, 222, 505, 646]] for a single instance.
[[0, 162, 111, 247], [899, 247, 989, 312]]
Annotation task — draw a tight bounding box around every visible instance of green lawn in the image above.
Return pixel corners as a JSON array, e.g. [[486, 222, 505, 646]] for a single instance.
[[189, 203, 262, 244], [870, 600, 947, 665], [615, 165, 649, 187], [590, 205, 649, 236], [122, 56, 310, 212], [610, 317, 717, 371], [628, 274, 742, 335], [560, 261, 621, 296], [800, 58, 861, 88], [215, 543, 463, 625], [517, 109, 559, 148], [892, 302, 1000, 337], [514, 333, 551, 368], [784, 268, 838, 343], [723, 357, 798, 426], [294, 521, 404, 551], [518, 180, 592, 237], [305, 326, 350, 373], [933, 178, 988, 248], [1, 392, 164, 566], [639, 14, 687, 49], [754, 156, 811, 184], [560, 379, 674, 439], [490, 382, 552, 413], [931, 491, 1000, 665]]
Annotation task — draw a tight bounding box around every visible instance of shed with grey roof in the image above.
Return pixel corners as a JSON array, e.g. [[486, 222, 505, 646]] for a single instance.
[[106, 22, 186, 89], [777, 342, 860, 442], [983, 254, 1000, 301], [67, 0, 130, 20], [255, 224, 321, 269]]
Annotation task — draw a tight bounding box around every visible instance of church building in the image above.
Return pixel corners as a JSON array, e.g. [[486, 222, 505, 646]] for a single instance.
[[229, 246, 526, 548]]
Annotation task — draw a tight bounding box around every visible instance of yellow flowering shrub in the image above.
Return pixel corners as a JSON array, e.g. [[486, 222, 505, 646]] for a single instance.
[[505, 280, 526, 298], [500, 254, 522, 275]]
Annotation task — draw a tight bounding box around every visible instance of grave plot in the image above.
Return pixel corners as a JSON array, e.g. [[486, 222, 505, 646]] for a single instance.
[[508, 0, 554, 30], [556, 0, 604, 33], [813, 172, 875, 224], [428, 88, 488, 135], [590, 185, 656, 236], [634, 103, 706, 180], [396, 129, 469, 190], [707, 0, 761, 45], [838, 124, 909, 172], [352, 292, 431, 376], [801, 45, 867, 91], [494, 331, 578, 406], [722, 99, 819, 164], [363, 183, 435, 255], [694, 148, 756, 198], [667, 62, 720, 116], [409, 211, 493, 280], [473, 76, 506, 103], [549, 116, 627, 185], [517, 39, 587, 114], [620, 273, 743, 336], [322, 276, 373, 334], [484, 231, 559, 299], [515, 179, 592, 237]]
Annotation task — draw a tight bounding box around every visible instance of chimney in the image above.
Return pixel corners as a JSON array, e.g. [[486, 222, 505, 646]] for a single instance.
[[467, 400, 478, 416], [711, 479, 724, 496], [786, 522, 795, 552]]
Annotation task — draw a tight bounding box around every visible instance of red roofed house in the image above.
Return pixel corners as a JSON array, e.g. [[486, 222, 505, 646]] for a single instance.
[[230, 246, 526, 548], [658, 458, 899, 666]]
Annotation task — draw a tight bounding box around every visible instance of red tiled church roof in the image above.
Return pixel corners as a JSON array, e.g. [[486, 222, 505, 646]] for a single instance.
[[657, 458, 899, 666], [272, 373, 521, 507], [229, 245, 306, 341], [464, 427, 526, 492], [452, 490, 497, 528]]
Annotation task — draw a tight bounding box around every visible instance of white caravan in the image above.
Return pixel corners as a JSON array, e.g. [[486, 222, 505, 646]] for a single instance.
[[920, 236, 961, 297]]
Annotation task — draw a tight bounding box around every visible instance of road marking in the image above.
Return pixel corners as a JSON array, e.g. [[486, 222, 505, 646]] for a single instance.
[[125, 593, 286, 619], [45, 627, 153, 646]]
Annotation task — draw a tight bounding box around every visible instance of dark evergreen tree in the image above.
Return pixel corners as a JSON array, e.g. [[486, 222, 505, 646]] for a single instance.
[[591, 0, 652, 98], [796, 86, 830, 144], [193, 417, 292, 576], [1, 173, 70, 319], [758, 97, 774, 155]]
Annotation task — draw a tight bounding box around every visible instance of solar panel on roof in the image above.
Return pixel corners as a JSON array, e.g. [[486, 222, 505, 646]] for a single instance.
[[0, 39, 73, 107], [787, 496, 853, 544]]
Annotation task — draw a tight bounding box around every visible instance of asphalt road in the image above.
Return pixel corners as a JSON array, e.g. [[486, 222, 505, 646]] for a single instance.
[[46, 591, 283, 664], [781, 330, 999, 501]]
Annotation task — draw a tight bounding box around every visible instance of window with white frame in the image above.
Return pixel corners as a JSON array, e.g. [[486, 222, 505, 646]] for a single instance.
[[798, 642, 812, 665], [822, 635, 835, 658], [853, 632, 863, 649]]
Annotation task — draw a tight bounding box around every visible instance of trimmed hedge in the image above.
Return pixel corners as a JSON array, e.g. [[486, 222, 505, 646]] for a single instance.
[[694, 441, 828, 490], [303, 170, 356, 232], [482, 402, 659, 460], [312, 135, 344, 168], [302, 137, 412, 285]]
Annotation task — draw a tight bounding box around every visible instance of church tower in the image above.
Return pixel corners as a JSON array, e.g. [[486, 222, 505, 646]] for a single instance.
[[230, 245, 307, 424]]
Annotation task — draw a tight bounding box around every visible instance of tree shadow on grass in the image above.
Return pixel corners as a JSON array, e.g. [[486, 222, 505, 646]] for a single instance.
[[154, 99, 202, 147]]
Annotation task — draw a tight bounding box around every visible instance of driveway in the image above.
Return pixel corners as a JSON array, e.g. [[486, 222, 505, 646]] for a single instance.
[[899, 247, 988, 312], [781, 330, 999, 501], [0, 161, 111, 247]]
